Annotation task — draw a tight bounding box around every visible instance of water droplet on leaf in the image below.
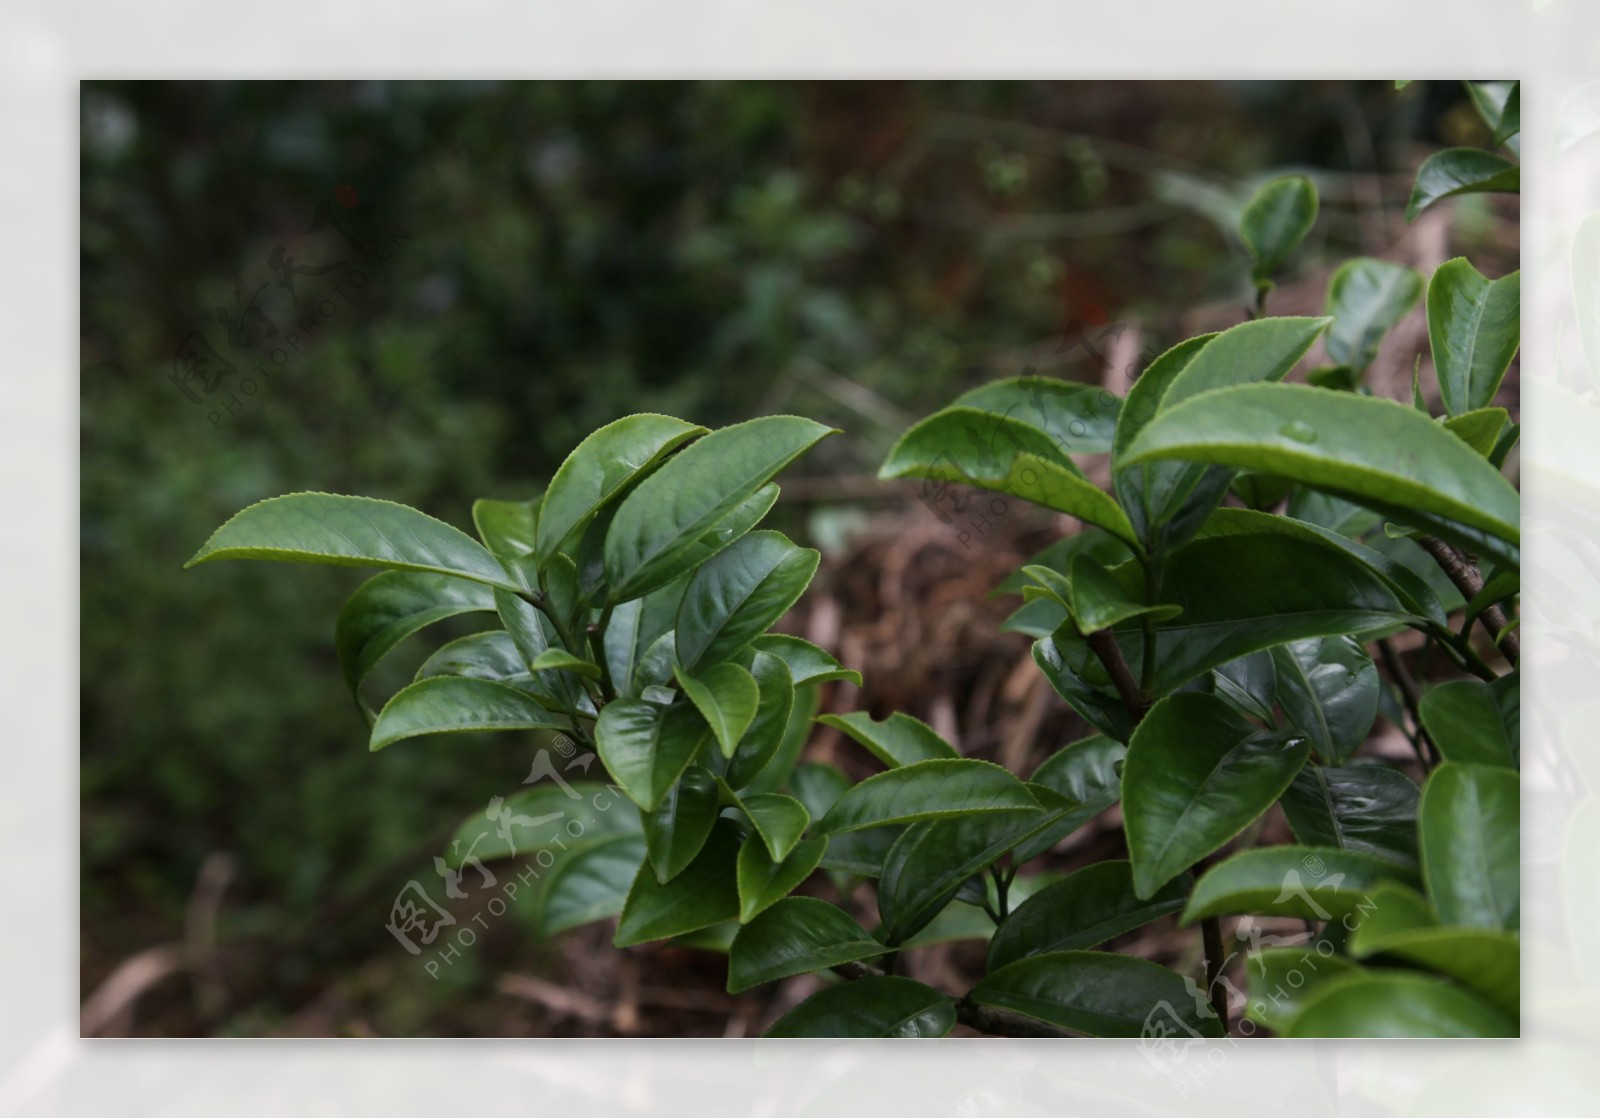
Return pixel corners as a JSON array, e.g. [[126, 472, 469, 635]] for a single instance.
[[1280, 420, 1318, 444]]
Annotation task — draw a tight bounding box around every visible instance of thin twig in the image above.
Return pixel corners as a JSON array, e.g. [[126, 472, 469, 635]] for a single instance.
[[1376, 638, 1437, 769], [1415, 536, 1519, 663], [1085, 628, 1149, 722]]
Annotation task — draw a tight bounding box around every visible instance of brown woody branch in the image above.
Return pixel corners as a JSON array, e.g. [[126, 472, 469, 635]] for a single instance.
[[1415, 536, 1519, 663]]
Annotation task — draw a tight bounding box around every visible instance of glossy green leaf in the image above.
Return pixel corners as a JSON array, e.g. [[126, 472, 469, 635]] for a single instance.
[[739, 792, 811, 862], [614, 819, 742, 947], [1468, 80, 1521, 147], [1406, 149, 1520, 221], [1122, 382, 1521, 546], [595, 699, 712, 811], [186, 492, 522, 592], [1427, 259, 1521, 417], [734, 676, 817, 797], [763, 976, 955, 1038], [642, 765, 720, 884], [969, 951, 1225, 1038], [1442, 408, 1510, 458], [737, 834, 827, 923], [1123, 692, 1312, 898], [879, 404, 1079, 486], [1324, 258, 1424, 372], [996, 529, 1134, 597], [1031, 629, 1136, 743], [1271, 636, 1380, 764], [446, 781, 639, 867], [721, 652, 796, 788], [1240, 175, 1318, 283], [1345, 884, 1519, 1018], [492, 589, 591, 715], [334, 571, 496, 711], [1212, 650, 1278, 723], [539, 833, 648, 937], [951, 376, 1121, 454], [604, 416, 834, 602], [1279, 764, 1420, 866], [675, 530, 820, 672], [472, 496, 540, 560], [369, 677, 565, 752], [675, 661, 760, 758], [1013, 734, 1126, 862], [990, 454, 1139, 545], [1183, 845, 1419, 923], [727, 897, 882, 993], [416, 630, 528, 685], [815, 711, 959, 769], [603, 576, 687, 699], [815, 759, 1042, 835], [1246, 948, 1365, 1034], [1420, 762, 1520, 931], [750, 634, 862, 687], [536, 414, 706, 563], [987, 861, 1188, 971], [877, 801, 1074, 944], [528, 648, 602, 680], [1419, 679, 1517, 769], [1284, 972, 1515, 1037], [1066, 554, 1180, 633]]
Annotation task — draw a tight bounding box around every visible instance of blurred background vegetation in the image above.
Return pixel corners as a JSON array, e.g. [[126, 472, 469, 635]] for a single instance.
[[80, 80, 1513, 1035]]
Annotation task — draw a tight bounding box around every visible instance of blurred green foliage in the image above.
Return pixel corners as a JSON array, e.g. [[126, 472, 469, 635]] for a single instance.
[[81, 80, 1459, 1001]]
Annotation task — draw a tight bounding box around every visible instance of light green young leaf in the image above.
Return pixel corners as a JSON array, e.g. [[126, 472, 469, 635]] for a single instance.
[[1324, 258, 1424, 372], [1427, 259, 1521, 416], [722, 651, 796, 790], [675, 530, 820, 672], [334, 571, 496, 713], [1239, 175, 1319, 284], [472, 496, 540, 560], [1420, 763, 1520, 931], [186, 492, 523, 592], [675, 661, 760, 758], [369, 676, 566, 752], [815, 711, 959, 769], [752, 634, 863, 687]]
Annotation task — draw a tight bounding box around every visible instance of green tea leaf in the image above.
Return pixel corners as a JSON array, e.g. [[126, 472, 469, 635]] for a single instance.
[[675, 661, 760, 758], [595, 698, 713, 811], [723, 651, 797, 789], [1121, 382, 1521, 546], [335, 571, 495, 713], [1123, 692, 1312, 898], [1271, 636, 1381, 764], [815, 711, 959, 769], [1346, 884, 1519, 1018], [1279, 764, 1421, 867], [879, 405, 1080, 486], [603, 576, 687, 699], [1239, 175, 1319, 283], [446, 781, 638, 867], [675, 530, 820, 672], [1246, 948, 1365, 1034], [614, 819, 742, 947], [1406, 149, 1520, 221], [1420, 763, 1520, 931], [1324, 258, 1424, 372], [472, 496, 540, 560], [752, 634, 863, 687], [739, 792, 811, 862], [1184, 845, 1419, 923], [763, 976, 955, 1037], [815, 759, 1042, 835], [951, 376, 1121, 454], [186, 492, 523, 592], [737, 834, 827, 923], [727, 897, 882, 993], [536, 413, 706, 563], [605, 416, 834, 602], [1013, 733, 1126, 862], [369, 677, 565, 752], [1419, 679, 1517, 769], [642, 765, 720, 884], [528, 648, 602, 679], [539, 833, 648, 937], [1427, 259, 1521, 417], [969, 951, 1225, 1038], [987, 861, 1189, 971], [1284, 972, 1515, 1037], [1466, 81, 1521, 148]]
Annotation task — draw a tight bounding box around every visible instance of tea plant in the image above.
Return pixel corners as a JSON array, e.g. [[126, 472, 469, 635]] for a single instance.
[[188, 82, 1520, 1038]]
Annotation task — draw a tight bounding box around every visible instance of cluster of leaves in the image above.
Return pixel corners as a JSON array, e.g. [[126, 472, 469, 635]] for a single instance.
[[187, 82, 1520, 1038]]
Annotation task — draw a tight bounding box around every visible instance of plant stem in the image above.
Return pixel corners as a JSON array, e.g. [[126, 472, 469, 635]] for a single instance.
[[1086, 628, 1149, 722], [1200, 906, 1232, 1034], [1415, 535, 1519, 664], [1376, 637, 1436, 769]]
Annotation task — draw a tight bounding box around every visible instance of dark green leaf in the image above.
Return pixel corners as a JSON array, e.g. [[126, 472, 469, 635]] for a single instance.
[[987, 861, 1189, 971], [675, 530, 820, 671], [989, 454, 1138, 545], [1271, 636, 1380, 764], [1419, 679, 1517, 769], [1324, 258, 1424, 372], [969, 951, 1225, 1038], [1240, 175, 1319, 283], [739, 792, 811, 862], [1212, 650, 1277, 723], [1013, 734, 1126, 862], [1406, 149, 1520, 221], [536, 414, 706, 563], [614, 819, 742, 947], [1066, 554, 1180, 633], [1121, 383, 1521, 547], [1283, 972, 1515, 1037], [540, 833, 648, 937], [643, 765, 720, 884], [1032, 629, 1136, 742], [879, 405, 1079, 485], [815, 711, 959, 768], [334, 571, 495, 713], [763, 976, 955, 1038], [595, 698, 712, 811], [369, 677, 565, 752], [815, 759, 1042, 835], [951, 376, 1121, 454], [737, 834, 827, 923], [1246, 948, 1364, 1034], [675, 661, 759, 757], [492, 589, 591, 714], [1442, 408, 1511, 457], [727, 897, 883, 993], [186, 492, 522, 592], [603, 576, 687, 699], [724, 651, 797, 789], [528, 648, 601, 679], [1279, 764, 1420, 866], [1184, 845, 1419, 923], [604, 416, 834, 602], [1467, 81, 1521, 148], [1427, 259, 1521, 417], [751, 634, 862, 687], [1345, 884, 1519, 1018], [1420, 763, 1519, 931], [446, 781, 638, 867], [1123, 692, 1312, 898]]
